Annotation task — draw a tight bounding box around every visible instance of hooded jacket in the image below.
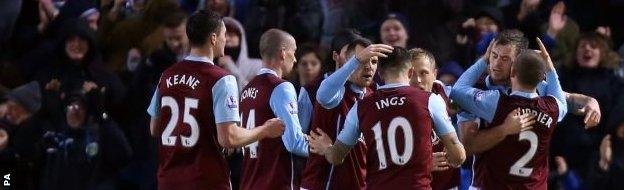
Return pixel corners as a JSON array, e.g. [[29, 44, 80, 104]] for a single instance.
[[223, 17, 262, 89]]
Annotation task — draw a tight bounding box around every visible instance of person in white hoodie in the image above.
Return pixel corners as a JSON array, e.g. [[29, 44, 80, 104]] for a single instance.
[[216, 17, 263, 90]]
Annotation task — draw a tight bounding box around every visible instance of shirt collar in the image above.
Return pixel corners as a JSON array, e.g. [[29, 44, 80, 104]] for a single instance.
[[184, 55, 214, 65], [510, 91, 539, 98], [257, 68, 278, 77], [377, 82, 410, 90], [485, 75, 511, 95]]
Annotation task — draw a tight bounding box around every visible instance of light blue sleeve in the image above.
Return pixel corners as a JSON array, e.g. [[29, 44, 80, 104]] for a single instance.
[[450, 58, 500, 123], [297, 87, 313, 133], [429, 94, 456, 136], [544, 70, 568, 122], [316, 56, 360, 109], [270, 82, 309, 157], [336, 103, 361, 146], [456, 111, 479, 124], [536, 80, 548, 96], [147, 89, 161, 117], [212, 75, 241, 124]]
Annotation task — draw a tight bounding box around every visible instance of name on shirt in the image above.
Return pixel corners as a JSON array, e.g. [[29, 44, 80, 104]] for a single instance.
[[375, 96, 406, 110], [241, 88, 258, 100], [518, 108, 554, 127], [166, 74, 200, 90]]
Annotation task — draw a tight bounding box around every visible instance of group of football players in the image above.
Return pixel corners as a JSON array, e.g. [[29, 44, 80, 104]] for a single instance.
[[147, 10, 600, 190]]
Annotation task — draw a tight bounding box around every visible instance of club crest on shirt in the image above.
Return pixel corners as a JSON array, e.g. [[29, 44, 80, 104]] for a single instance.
[[227, 95, 238, 109], [474, 90, 485, 102], [287, 102, 298, 114]]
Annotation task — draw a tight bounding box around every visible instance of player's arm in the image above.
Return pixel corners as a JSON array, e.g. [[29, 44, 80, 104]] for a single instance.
[[565, 92, 600, 128], [309, 103, 361, 165], [429, 95, 466, 167], [147, 89, 161, 137], [316, 44, 393, 109], [316, 56, 360, 109], [450, 57, 499, 123], [271, 82, 309, 157], [537, 38, 568, 122], [458, 111, 536, 155], [297, 87, 313, 133], [217, 120, 283, 148], [213, 75, 285, 148]]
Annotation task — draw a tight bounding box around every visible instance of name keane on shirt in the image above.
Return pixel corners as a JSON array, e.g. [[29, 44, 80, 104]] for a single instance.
[[166, 74, 200, 90], [375, 96, 407, 110], [518, 108, 554, 127]]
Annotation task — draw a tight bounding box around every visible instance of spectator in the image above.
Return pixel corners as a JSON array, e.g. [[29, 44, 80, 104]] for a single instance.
[[40, 87, 132, 190], [0, 81, 46, 190], [289, 44, 324, 94], [548, 156, 582, 190], [379, 13, 409, 48], [554, 32, 624, 177], [99, 0, 180, 73], [216, 17, 262, 90], [586, 122, 624, 190], [28, 19, 125, 122]]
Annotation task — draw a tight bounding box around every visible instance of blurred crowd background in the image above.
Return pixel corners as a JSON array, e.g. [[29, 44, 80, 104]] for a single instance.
[[0, 0, 623, 189]]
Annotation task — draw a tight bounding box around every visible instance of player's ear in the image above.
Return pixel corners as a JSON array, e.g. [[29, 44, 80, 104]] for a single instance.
[[280, 47, 287, 61], [407, 67, 414, 79], [433, 68, 438, 79], [210, 33, 217, 46]]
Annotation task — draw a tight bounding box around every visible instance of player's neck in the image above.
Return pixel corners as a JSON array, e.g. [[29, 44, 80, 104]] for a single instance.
[[384, 75, 410, 85], [262, 61, 283, 77], [189, 47, 215, 61], [511, 84, 537, 94]]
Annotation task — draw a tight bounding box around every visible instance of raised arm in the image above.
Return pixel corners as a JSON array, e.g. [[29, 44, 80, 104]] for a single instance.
[[537, 38, 567, 122], [450, 58, 500, 123]]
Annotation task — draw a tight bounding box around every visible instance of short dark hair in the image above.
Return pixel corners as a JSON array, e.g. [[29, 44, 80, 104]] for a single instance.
[[514, 50, 546, 87], [495, 29, 528, 56], [186, 10, 223, 47], [163, 11, 188, 28], [259, 29, 295, 60], [330, 29, 362, 54], [378, 46, 411, 75], [345, 37, 373, 57]]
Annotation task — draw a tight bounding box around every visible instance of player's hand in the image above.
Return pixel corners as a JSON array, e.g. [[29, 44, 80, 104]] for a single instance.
[[260, 118, 285, 139], [581, 98, 601, 129], [432, 152, 450, 171], [503, 109, 536, 135], [599, 135, 612, 171], [355, 44, 393, 64], [554, 156, 568, 175], [0, 128, 8, 151], [309, 128, 333, 156], [535, 37, 555, 71], [483, 39, 496, 64]]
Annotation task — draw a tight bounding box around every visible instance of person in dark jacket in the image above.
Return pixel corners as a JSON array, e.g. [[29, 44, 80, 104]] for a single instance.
[[40, 86, 132, 190], [24, 18, 126, 124], [553, 32, 624, 178], [0, 81, 47, 190]]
